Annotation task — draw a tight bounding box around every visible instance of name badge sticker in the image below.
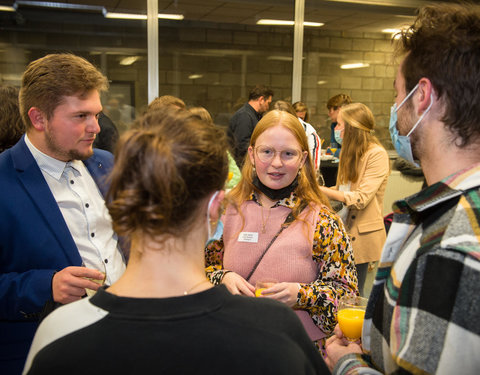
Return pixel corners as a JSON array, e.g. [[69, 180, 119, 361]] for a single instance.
[[238, 232, 259, 243]]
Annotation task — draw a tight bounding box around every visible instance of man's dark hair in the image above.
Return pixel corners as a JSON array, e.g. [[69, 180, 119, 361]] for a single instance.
[[395, 3, 480, 147], [248, 85, 274, 101], [0, 86, 24, 152]]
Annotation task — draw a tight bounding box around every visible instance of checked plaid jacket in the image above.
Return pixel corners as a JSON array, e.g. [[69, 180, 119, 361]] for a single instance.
[[334, 163, 480, 374]]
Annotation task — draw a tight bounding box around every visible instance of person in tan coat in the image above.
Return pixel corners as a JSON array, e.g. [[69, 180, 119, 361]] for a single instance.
[[320, 103, 389, 295]]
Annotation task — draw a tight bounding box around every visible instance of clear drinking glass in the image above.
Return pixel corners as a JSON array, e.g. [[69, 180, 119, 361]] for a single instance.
[[82, 259, 107, 297], [254, 278, 277, 297], [337, 295, 368, 341]]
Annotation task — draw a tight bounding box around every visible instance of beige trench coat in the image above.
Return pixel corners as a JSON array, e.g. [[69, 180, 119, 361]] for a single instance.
[[336, 144, 390, 264]]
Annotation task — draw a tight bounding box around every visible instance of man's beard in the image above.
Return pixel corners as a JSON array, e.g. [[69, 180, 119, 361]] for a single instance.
[[45, 130, 93, 161]]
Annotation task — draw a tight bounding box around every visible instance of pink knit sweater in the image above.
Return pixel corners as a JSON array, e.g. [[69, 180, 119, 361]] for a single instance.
[[223, 200, 325, 341]]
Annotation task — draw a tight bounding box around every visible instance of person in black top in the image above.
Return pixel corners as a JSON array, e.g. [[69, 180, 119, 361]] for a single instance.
[[228, 85, 273, 168]]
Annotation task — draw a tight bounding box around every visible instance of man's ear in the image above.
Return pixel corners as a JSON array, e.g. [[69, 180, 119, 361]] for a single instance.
[[28, 107, 47, 131], [417, 78, 435, 114]]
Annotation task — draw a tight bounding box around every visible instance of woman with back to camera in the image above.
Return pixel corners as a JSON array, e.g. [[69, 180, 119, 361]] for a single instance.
[[319, 103, 389, 296], [205, 110, 358, 351], [23, 108, 329, 375]]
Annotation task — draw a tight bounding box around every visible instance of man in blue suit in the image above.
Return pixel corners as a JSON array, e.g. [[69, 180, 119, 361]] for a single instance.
[[0, 54, 126, 374]]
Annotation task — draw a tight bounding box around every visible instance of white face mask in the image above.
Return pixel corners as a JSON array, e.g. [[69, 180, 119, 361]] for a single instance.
[[334, 129, 343, 145], [206, 191, 222, 245], [388, 83, 433, 167]]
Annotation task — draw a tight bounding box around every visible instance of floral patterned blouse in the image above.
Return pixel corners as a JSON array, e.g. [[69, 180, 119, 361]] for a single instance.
[[205, 193, 358, 335]]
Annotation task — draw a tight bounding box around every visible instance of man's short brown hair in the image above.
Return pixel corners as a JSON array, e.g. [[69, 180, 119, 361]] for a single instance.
[[19, 54, 108, 128], [147, 95, 186, 112], [248, 85, 274, 101], [327, 94, 352, 110], [395, 3, 480, 147]]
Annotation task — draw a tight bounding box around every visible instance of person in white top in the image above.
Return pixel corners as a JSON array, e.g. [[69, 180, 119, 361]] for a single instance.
[[274, 101, 322, 171]]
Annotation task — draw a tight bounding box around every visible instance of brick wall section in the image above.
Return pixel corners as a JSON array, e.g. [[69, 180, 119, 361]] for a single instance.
[[1, 18, 397, 148]]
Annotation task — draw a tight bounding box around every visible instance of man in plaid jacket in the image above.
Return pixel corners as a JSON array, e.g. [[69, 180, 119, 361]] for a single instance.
[[326, 3, 480, 374]]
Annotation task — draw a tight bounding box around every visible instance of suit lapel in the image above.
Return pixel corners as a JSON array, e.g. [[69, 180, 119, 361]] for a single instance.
[[11, 139, 82, 265], [83, 152, 111, 198]]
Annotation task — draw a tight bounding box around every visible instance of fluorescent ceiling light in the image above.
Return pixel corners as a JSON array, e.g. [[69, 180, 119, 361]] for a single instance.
[[325, 0, 402, 6], [268, 56, 293, 61], [15, 1, 103, 12], [0, 5, 15, 12], [158, 13, 184, 20], [106, 12, 146, 20], [105, 12, 184, 20], [382, 28, 400, 33], [119, 56, 140, 66], [340, 62, 370, 69], [188, 74, 203, 80], [317, 80, 327, 85], [257, 19, 323, 27]]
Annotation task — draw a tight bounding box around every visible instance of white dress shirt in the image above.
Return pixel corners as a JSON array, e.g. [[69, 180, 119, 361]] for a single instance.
[[24, 135, 125, 285]]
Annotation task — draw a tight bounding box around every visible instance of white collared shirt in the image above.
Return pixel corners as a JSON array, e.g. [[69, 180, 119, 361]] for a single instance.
[[24, 135, 125, 284]]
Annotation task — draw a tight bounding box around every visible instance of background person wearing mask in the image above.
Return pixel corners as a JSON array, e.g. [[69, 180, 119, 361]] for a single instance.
[[326, 94, 352, 157], [319, 103, 389, 296]]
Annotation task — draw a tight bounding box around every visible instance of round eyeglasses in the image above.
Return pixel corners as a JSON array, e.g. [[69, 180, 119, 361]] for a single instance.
[[254, 146, 302, 164]]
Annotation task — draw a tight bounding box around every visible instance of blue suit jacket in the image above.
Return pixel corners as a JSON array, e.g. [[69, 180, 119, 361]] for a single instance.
[[0, 137, 114, 374]]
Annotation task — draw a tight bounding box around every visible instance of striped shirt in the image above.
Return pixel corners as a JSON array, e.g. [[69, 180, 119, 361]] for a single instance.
[[334, 163, 480, 374]]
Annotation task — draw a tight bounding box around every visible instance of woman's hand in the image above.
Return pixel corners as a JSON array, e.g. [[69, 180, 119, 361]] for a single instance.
[[325, 325, 363, 371], [320, 186, 345, 203], [221, 272, 255, 297], [259, 282, 300, 307]]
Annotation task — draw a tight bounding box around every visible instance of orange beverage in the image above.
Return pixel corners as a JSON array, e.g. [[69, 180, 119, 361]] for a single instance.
[[254, 279, 276, 297], [337, 308, 365, 341]]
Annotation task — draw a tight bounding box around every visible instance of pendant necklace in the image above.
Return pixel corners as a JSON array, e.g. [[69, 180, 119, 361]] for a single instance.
[[261, 205, 272, 233], [184, 279, 210, 295]]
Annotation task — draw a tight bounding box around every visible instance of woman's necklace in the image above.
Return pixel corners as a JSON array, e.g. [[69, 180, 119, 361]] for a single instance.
[[261, 205, 272, 233], [183, 279, 210, 295]]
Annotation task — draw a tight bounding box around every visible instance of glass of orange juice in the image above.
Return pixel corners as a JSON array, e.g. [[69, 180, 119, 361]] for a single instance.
[[337, 295, 368, 341], [255, 279, 277, 297]]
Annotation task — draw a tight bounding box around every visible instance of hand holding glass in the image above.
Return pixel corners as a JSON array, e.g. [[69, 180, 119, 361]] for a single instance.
[[83, 260, 107, 297], [337, 295, 368, 341], [255, 279, 277, 297]]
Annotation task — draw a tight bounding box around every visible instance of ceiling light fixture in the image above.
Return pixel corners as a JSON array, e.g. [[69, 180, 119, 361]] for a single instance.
[[0, 5, 15, 12], [15, 1, 104, 12], [317, 80, 327, 85], [105, 12, 184, 20], [382, 28, 401, 34], [188, 74, 203, 80], [257, 19, 323, 27], [340, 63, 370, 69], [119, 56, 140, 66]]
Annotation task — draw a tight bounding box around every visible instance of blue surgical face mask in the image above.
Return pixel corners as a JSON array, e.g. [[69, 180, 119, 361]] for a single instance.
[[206, 191, 223, 246], [334, 129, 343, 145], [389, 83, 433, 167]]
